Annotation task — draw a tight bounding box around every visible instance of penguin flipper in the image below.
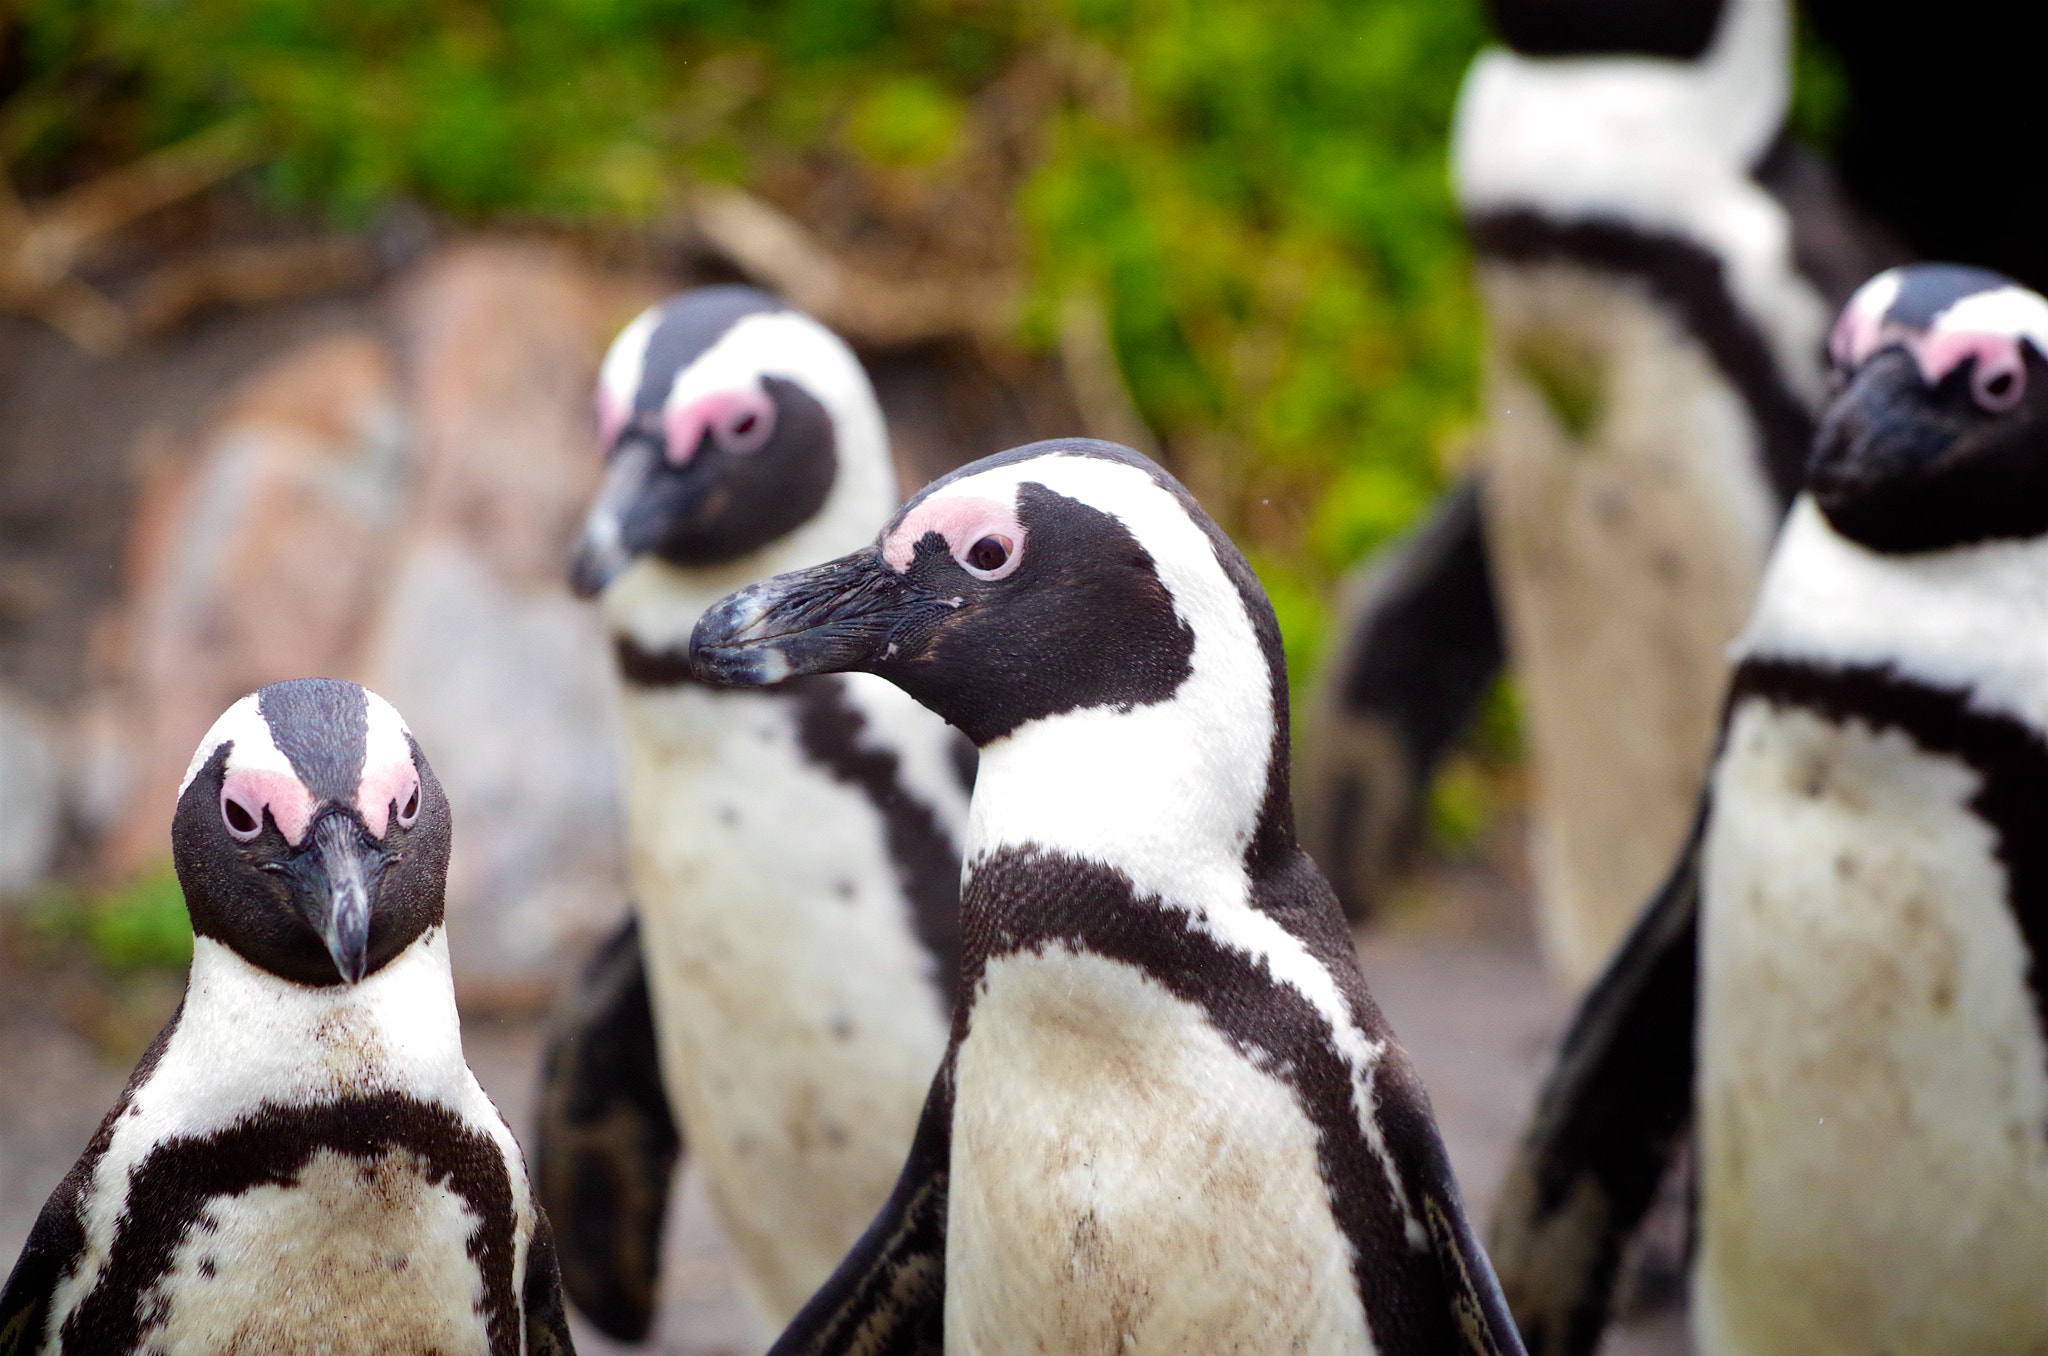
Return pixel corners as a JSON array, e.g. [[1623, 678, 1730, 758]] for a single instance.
[[767, 1055, 954, 1356], [533, 913, 682, 1342], [1301, 475, 1504, 920], [1487, 802, 1705, 1356], [0, 1160, 90, 1356], [521, 1205, 579, 1356]]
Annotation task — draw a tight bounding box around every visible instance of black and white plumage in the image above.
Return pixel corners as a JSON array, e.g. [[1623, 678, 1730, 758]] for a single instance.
[[691, 439, 1525, 1356], [1305, 0, 1901, 976], [539, 286, 968, 1338], [1490, 263, 2048, 1355], [0, 679, 573, 1356]]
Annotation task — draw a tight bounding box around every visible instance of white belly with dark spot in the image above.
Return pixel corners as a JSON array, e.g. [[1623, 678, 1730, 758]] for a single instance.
[[947, 946, 1372, 1356], [1696, 701, 2048, 1355], [145, 1147, 495, 1355], [622, 679, 955, 1323], [1479, 262, 1782, 987]]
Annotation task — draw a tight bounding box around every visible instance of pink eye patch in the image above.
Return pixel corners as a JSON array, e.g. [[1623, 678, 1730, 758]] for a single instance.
[[357, 758, 422, 838], [1913, 330, 2029, 413], [219, 767, 315, 845], [664, 387, 777, 464], [883, 495, 1027, 580]]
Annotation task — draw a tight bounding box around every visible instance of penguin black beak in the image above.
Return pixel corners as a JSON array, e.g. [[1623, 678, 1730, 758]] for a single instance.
[[294, 810, 389, 984], [690, 549, 940, 685], [570, 439, 669, 598]]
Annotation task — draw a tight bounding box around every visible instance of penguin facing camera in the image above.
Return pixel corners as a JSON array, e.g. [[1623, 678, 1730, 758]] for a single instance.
[[1304, 0, 1902, 987], [0, 679, 574, 1356], [1489, 262, 2048, 1355], [691, 440, 1526, 1356], [536, 286, 970, 1340]]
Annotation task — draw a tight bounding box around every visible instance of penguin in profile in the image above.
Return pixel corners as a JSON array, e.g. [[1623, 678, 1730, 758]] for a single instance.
[[1489, 263, 2048, 1354], [0, 678, 574, 1356], [536, 286, 969, 1339], [691, 439, 1525, 1356], [1304, 0, 1900, 983]]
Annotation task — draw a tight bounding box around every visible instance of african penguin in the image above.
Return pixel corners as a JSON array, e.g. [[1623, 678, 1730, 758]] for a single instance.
[[1306, 0, 1900, 974], [1489, 263, 2048, 1355], [690, 439, 1526, 1356], [0, 678, 573, 1356], [538, 285, 969, 1338]]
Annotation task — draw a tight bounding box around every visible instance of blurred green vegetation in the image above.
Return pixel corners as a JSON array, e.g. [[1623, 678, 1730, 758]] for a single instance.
[[8, 0, 1492, 685], [1787, 8, 1849, 158], [25, 867, 193, 972]]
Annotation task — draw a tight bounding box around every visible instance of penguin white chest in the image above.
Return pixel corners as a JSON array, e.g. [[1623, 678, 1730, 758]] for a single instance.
[[946, 946, 1371, 1356], [141, 1147, 498, 1355], [1696, 699, 2048, 1356], [1478, 262, 1782, 986], [619, 681, 954, 1320]]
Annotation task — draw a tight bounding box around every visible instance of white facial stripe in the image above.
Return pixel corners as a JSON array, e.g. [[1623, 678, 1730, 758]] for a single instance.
[[664, 311, 866, 427], [180, 694, 297, 799], [1836, 269, 1905, 368], [358, 688, 418, 837], [1740, 499, 2048, 735], [1931, 286, 2048, 355], [597, 304, 661, 448]]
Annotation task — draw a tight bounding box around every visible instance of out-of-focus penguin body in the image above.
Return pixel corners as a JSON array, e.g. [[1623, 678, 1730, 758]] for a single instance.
[[537, 287, 967, 1338], [1458, 0, 1839, 984], [1306, 0, 1898, 982], [692, 440, 1526, 1356], [0, 679, 573, 1356], [1490, 264, 2048, 1355]]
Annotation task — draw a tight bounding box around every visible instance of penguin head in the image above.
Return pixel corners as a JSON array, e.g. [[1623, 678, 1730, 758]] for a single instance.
[[568, 286, 897, 610], [172, 679, 451, 988], [688, 438, 1289, 752], [1812, 264, 2048, 553]]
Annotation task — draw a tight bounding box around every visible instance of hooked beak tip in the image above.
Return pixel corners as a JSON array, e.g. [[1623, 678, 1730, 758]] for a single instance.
[[308, 811, 378, 985], [688, 636, 794, 687]]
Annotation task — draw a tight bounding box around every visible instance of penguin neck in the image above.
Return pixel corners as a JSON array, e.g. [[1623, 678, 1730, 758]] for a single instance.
[[963, 647, 1281, 923], [172, 928, 472, 1113], [1737, 498, 2048, 734]]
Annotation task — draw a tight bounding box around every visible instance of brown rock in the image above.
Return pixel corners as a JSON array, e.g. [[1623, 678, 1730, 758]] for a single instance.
[[101, 332, 406, 874]]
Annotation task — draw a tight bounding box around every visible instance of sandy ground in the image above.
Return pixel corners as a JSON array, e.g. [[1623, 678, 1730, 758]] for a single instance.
[[0, 866, 1688, 1355]]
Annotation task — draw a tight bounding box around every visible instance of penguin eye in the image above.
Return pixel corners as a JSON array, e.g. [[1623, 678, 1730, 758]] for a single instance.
[[221, 794, 262, 840], [712, 401, 776, 455], [397, 783, 420, 830], [1974, 359, 2025, 413], [963, 534, 1014, 577]]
